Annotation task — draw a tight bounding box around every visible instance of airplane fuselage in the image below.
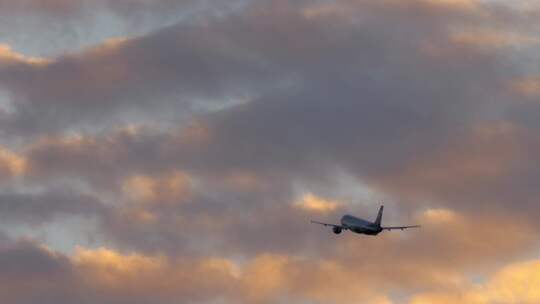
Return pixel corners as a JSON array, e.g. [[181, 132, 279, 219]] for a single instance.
[[341, 214, 383, 235]]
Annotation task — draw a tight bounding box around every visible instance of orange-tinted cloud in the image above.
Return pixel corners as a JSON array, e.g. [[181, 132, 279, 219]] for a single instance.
[[510, 76, 540, 98], [0, 147, 26, 177], [293, 193, 340, 213], [0, 242, 405, 303], [0, 240, 238, 303], [449, 27, 540, 49], [122, 171, 192, 204], [0, 44, 51, 66], [411, 259, 540, 304]]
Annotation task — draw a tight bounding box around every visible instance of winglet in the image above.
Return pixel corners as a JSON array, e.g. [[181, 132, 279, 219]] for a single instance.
[[375, 205, 384, 226]]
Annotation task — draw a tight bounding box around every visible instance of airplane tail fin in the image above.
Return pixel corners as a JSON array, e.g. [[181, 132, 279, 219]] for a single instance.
[[375, 205, 384, 226]]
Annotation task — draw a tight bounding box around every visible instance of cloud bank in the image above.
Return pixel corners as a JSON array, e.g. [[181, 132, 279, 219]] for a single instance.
[[0, 0, 538, 303]]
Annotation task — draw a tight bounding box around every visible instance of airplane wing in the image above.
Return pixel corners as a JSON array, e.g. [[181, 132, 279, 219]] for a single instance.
[[381, 225, 421, 231], [310, 220, 346, 229]]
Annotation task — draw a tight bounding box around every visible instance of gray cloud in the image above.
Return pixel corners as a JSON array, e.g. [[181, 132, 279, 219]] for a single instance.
[[0, 0, 534, 252], [0, 0, 247, 49], [0, 238, 70, 277], [0, 17, 283, 137], [0, 1, 539, 302], [0, 0, 519, 137], [0, 188, 106, 225]]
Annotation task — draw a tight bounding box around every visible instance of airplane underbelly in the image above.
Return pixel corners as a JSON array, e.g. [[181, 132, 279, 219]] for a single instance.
[[352, 227, 380, 235]]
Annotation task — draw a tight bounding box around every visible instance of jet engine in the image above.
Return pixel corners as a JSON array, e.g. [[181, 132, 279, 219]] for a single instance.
[[332, 226, 342, 234]]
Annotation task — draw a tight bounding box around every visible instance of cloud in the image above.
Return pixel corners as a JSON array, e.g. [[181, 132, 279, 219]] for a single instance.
[[0, 0, 238, 18], [449, 27, 540, 49], [373, 123, 518, 200], [293, 193, 340, 213], [0, 146, 26, 178], [0, 188, 106, 226], [0, 240, 438, 303], [0, 233, 534, 304], [0, 239, 386, 304], [0, 5, 283, 136], [0, 0, 518, 138], [0, 239, 237, 304], [1, 0, 538, 259], [23, 128, 172, 189], [122, 170, 192, 204], [0, 238, 73, 304], [510, 76, 540, 98], [0, 0, 538, 302], [411, 259, 540, 304], [0, 0, 534, 256], [0, 0, 79, 15], [0, 44, 51, 66]]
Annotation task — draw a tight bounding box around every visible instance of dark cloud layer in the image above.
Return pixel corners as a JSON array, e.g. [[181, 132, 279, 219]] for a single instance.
[[0, 0, 518, 136], [0, 189, 106, 225]]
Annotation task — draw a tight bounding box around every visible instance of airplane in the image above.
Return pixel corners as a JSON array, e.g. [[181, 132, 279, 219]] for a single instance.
[[311, 205, 420, 235]]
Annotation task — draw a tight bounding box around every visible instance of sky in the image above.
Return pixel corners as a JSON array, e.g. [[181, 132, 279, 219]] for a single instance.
[[0, 0, 539, 303]]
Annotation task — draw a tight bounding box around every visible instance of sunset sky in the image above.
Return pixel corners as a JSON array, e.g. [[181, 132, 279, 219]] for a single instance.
[[0, 0, 539, 303]]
